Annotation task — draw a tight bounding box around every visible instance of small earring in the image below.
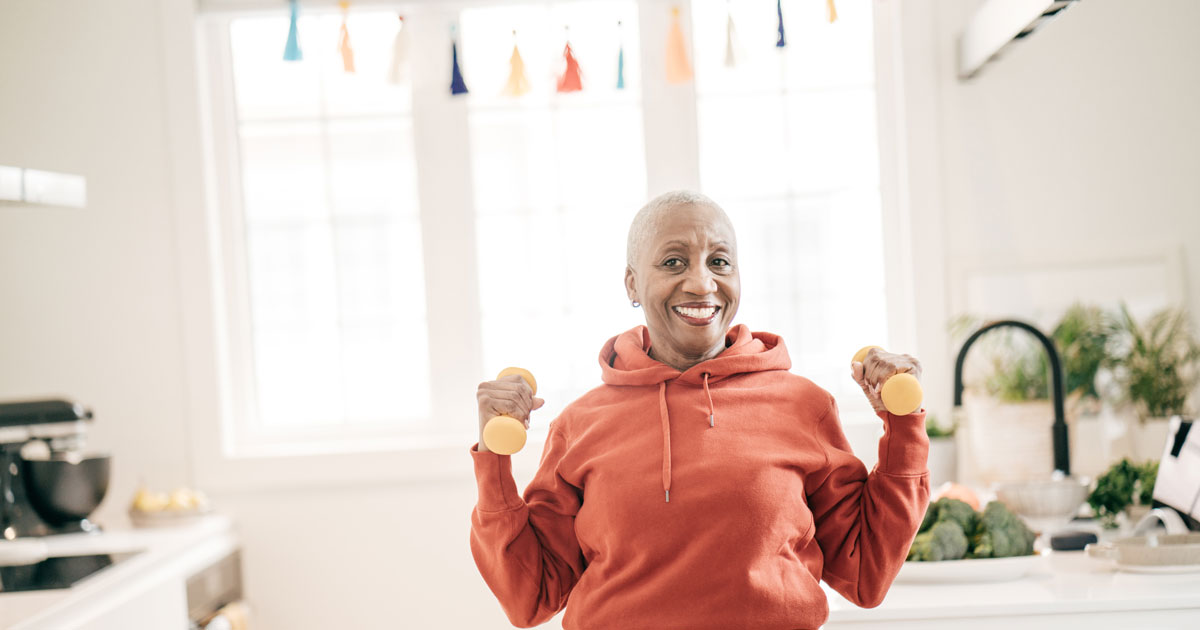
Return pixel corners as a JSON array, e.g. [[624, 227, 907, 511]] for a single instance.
[[631, 300, 640, 307]]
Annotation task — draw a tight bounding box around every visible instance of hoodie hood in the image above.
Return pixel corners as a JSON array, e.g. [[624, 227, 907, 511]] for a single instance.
[[598, 324, 792, 502]]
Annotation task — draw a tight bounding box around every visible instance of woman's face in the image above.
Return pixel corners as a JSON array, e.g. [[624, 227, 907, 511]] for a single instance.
[[625, 203, 740, 367]]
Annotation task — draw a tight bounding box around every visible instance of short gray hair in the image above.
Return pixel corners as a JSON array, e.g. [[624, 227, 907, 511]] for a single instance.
[[626, 190, 733, 267]]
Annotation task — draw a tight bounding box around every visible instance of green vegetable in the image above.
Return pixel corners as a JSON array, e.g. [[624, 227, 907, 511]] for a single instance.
[[908, 520, 969, 561], [908, 498, 1034, 562], [969, 501, 1037, 559], [1087, 458, 1159, 528]]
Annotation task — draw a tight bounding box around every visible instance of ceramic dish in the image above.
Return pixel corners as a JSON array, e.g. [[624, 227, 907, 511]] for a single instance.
[[1086, 532, 1200, 573], [895, 553, 1043, 584]]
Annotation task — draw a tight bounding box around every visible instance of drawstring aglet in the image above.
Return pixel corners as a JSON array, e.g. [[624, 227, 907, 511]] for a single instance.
[[709, 414, 714, 427], [665, 489, 670, 503]]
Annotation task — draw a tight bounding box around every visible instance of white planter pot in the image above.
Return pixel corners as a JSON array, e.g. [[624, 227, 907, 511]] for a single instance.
[[1128, 416, 1173, 463], [962, 393, 1055, 485], [927, 437, 958, 488]]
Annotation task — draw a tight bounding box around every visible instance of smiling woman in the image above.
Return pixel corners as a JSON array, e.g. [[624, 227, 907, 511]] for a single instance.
[[470, 189, 931, 629]]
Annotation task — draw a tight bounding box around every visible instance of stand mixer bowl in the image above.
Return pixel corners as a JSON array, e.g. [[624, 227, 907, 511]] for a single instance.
[[24, 454, 110, 525]]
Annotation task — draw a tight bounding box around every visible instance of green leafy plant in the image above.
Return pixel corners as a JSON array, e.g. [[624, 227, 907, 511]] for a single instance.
[[1087, 458, 1159, 528], [925, 413, 956, 438], [1110, 303, 1200, 421], [1053, 303, 1118, 400]]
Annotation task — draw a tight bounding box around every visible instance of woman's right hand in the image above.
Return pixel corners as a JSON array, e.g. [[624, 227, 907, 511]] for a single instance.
[[476, 374, 545, 453]]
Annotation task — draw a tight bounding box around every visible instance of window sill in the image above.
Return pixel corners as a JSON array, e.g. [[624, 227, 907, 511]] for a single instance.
[[193, 431, 552, 493]]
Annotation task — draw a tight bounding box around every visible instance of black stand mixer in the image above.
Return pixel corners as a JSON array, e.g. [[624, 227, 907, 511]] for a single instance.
[[0, 399, 110, 539]]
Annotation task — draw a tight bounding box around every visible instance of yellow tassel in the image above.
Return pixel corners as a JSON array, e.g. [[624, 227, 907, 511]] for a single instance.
[[338, 1, 355, 73], [665, 6, 692, 84], [827, 0, 838, 24], [503, 36, 531, 97]]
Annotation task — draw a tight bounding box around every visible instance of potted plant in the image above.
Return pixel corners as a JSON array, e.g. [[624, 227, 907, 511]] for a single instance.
[[1109, 304, 1200, 461], [925, 414, 957, 488], [1087, 458, 1159, 529], [950, 316, 1057, 484], [1052, 303, 1120, 477]]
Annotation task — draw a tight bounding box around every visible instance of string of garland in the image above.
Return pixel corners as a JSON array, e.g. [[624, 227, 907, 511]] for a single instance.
[[280, 1, 844, 94]]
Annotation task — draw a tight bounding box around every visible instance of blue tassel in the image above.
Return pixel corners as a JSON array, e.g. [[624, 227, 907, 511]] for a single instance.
[[617, 46, 625, 89], [283, 0, 303, 61], [775, 0, 786, 48], [450, 38, 469, 95]]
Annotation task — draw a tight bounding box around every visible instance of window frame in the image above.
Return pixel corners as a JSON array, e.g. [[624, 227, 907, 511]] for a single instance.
[[171, 0, 914, 491]]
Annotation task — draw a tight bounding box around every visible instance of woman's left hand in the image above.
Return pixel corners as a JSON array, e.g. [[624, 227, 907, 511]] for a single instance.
[[850, 348, 922, 414]]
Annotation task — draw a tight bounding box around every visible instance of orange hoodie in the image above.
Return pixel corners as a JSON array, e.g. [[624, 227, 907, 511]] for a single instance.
[[469, 324, 930, 629]]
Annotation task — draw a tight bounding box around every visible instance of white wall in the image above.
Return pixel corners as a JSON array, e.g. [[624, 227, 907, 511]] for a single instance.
[[2, 0, 1198, 629], [897, 0, 1200, 422]]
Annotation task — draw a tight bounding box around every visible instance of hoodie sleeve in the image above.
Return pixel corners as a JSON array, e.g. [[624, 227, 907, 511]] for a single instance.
[[805, 394, 930, 608], [469, 418, 585, 627]]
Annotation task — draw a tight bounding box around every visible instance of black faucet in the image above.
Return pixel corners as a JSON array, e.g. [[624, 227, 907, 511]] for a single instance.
[[952, 319, 1069, 475]]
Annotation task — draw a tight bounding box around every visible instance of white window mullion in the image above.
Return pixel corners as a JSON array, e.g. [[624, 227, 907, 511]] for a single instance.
[[638, 0, 701, 196], [408, 11, 485, 436]]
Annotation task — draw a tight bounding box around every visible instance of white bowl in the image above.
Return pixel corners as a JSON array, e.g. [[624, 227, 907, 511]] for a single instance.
[[995, 478, 1088, 533]]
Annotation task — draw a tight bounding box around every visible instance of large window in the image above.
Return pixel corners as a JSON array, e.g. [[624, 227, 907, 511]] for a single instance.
[[224, 11, 430, 441], [201, 0, 896, 462], [460, 2, 645, 421], [692, 0, 888, 415]]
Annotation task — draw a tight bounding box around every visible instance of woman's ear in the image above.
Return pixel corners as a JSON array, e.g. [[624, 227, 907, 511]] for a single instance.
[[624, 266, 637, 302]]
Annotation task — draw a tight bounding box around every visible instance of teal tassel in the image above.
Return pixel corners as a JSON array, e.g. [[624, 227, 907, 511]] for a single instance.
[[616, 20, 625, 90], [284, 0, 303, 61], [617, 46, 625, 89]]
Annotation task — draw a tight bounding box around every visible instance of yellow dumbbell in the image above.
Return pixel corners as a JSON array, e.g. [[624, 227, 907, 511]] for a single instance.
[[482, 367, 538, 455], [852, 346, 923, 416]]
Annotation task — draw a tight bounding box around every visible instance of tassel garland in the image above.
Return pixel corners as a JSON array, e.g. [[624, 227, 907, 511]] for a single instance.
[[337, 1, 355, 73], [283, 0, 303, 61], [664, 6, 693, 84]]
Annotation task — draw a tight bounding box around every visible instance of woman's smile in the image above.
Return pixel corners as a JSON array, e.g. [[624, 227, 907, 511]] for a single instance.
[[671, 303, 721, 326]]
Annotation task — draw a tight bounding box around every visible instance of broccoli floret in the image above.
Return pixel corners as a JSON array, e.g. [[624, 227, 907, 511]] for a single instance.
[[932, 498, 979, 539], [968, 501, 1036, 558], [907, 520, 969, 561]]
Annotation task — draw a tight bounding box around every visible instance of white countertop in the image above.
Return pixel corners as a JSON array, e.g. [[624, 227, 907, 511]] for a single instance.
[[824, 549, 1200, 625], [0, 514, 237, 630]]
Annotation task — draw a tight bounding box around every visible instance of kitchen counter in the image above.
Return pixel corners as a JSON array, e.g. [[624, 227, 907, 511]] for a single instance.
[[823, 550, 1200, 628], [0, 514, 238, 630]]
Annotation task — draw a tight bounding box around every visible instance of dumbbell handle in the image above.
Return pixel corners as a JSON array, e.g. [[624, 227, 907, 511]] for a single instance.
[[481, 368, 537, 455], [852, 346, 923, 416]]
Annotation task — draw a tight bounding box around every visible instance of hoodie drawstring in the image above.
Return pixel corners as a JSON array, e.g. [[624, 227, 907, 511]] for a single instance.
[[660, 374, 717, 503], [703, 372, 715, 427], [658, 381, 671, 503]]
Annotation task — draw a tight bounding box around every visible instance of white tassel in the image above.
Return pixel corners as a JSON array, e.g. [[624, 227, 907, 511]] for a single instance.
[[724, 10, 738, 68], [387, 16, 409, 84]]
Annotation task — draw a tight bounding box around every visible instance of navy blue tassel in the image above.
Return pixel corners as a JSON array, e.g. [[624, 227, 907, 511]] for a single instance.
[[775, 0, 786, 48], [450, 37, 468, 95]]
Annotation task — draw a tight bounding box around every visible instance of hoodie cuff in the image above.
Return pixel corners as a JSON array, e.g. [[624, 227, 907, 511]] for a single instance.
[[875, 409, 930, 476], [469, 442, 524, 512]]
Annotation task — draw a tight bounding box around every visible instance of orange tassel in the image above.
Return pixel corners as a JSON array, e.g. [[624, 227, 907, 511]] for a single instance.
[[337, 1, 355, 73], [504, 32, 531, 96], [557, 41, 583, 92], [664, 6, 692, 84], [827, 0, 839, 24]]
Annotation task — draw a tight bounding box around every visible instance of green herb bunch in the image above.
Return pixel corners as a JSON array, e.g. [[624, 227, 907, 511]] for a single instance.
[[1087, 458, 1159, 528]]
